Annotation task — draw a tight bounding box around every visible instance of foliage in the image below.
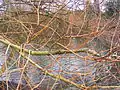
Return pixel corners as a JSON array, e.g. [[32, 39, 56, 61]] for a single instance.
[[105, 0, 120, 18]]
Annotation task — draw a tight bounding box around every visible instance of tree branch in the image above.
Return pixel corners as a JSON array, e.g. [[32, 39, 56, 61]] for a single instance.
[[0, 36, 100, 57]]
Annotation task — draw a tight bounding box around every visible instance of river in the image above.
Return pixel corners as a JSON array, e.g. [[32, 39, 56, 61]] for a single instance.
[[0, 41, 97, 89]]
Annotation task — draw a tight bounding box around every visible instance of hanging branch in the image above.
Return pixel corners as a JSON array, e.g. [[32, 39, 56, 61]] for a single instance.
[[0, 36, 100, 57]]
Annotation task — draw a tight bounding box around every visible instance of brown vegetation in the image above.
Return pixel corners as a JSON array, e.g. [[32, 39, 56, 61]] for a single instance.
[[0, 0, 119, 90]]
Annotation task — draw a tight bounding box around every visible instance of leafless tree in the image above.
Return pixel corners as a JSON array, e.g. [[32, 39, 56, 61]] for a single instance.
[[0, 0, 119, 90]]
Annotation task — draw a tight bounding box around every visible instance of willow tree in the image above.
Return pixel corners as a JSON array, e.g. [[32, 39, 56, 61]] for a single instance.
[[0, 0, 120, 90]]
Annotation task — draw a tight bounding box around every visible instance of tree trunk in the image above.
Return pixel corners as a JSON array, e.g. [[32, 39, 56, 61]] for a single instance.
[[94, 0, 100, 15]]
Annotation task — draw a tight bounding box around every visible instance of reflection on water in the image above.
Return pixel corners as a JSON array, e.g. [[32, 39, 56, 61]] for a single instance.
[[0, 42, 96, 87], [0, 43, 6, 68]]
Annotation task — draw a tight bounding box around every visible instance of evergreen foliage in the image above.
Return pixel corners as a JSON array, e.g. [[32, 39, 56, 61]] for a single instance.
[[105, 0, 120, 17]]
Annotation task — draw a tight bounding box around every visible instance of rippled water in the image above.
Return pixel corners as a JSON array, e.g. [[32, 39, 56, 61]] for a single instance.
[[0, 42, 96, 89]]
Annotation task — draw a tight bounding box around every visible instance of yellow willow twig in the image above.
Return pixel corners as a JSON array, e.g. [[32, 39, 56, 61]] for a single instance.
[[97, 85, 120, 88], [0, 37, 100, 57], [18, 50, 86, 89], [28, 4, 68, 43], [87, 85, 120, 89], [28, 10, 58, 43], [16, 49, 30, 90]]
